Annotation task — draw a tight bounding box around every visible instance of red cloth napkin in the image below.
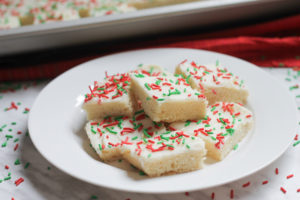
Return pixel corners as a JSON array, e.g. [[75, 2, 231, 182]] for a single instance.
[[1, 13, 300, 81]]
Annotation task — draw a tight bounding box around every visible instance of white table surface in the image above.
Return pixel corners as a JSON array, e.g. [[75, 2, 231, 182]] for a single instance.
[[0, 68, 299, 200]]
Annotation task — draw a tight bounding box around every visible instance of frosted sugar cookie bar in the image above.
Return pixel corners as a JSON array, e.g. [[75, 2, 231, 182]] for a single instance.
[[170, 102, 253, 161], [122, 130, 206, 177], [85, 109, 166, 161], [130, 73, 208, 122], [175, 60, 248, 104], [82, 73, 135, 120], [86, 110, 207, 176]]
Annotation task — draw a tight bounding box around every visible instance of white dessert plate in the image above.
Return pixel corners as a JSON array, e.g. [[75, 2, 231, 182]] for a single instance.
[[28, 48, 298, 193]]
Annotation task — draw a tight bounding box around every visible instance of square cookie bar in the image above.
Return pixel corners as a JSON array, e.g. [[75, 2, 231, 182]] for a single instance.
[[82, 73, 135, 120], [130, 73, 208, 122], [170, 102, 253, 161], [86, 110, 206, 176], [175, 60, 249, 104], [122, 130, 206, 177]]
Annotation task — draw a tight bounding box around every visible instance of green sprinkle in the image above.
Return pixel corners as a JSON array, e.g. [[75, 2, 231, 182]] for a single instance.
[[11, 122, 16, 125], [8, 129, 12, 132], [289, 85, 299, 90], [196, 120, 202, 124], [182, 138, 186, 144], [147, 154, 152, 158], [5, 135, 13, 139], [153, 121, 162, 127], [90, 195, 98, 199], [162, 131, 171, 135], [211, 106, 216, 112], [211, 136, 217, 141], [118, 159, 122, 162], [155, 79, 161, 85], [157, 98, 165, 101], [138, 63, 143, 67], [47, 166, 51, 170], [216, 60, 219, 66], [0, 179, 2, 183], [219, 118, 226, 125], [166, 144, 174, 148], [168, 89, 181, 96], [146, 97, 151, 101], [2, 141, 7, 147], [296, 95, 300, 98], [4, 176, 11, 181], [285, 78, 292, 81], [233, 144, 238, 150], [226, 128, 235, 135], [14, 138, 19, 143], [8, 172, 11, 176], [105, 127, 117, 134], [135, 74, 145, 78], [14, 159, 21, 165], [185, 121, 191, 127], [293, 140, 300, 147], [144, 83, 151, 90], [143, 129, 151, 138], [24, 162, 30, 169], [186, 144, 190, 149], [143, 138, 148, 143], [131, 136, 138, 140], [91, 128, 97, 134], [139, 171, 146, 176], [99, 144, 103, 151], [134, 110, 144, 115], [160, 135, 169, 141]]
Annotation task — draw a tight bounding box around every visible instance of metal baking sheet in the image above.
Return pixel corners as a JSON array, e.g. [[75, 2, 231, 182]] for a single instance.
[[0, 0, 299, 55]]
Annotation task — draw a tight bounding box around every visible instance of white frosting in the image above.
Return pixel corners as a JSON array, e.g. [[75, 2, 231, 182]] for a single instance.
[[131, 73, 206, 104], [177, 61, 246, 89], [170, 102, 253, 149], [85, 109, 206, 161]]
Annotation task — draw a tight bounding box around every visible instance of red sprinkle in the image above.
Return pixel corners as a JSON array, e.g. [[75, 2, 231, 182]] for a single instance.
[[14, 177, 24, 186], [294, 134, 298, 141], [280, 187, 287, 194], [242, 182, 251, 188], [246, 115, 252, 118], [185, 192, 189, 196], [286, 174, 294, 179], [5, 165, 9, 169], [168, 126, 177, 131], [275, 168, 279, 175], [262, 180, 269, 185], [14, 143, 19, 151], [230, 189, 234, 199], [297, 188, 300, 193], [103, 121, 119, 128], [211, 192, 215, 199], [17, 131, 22, 135]]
